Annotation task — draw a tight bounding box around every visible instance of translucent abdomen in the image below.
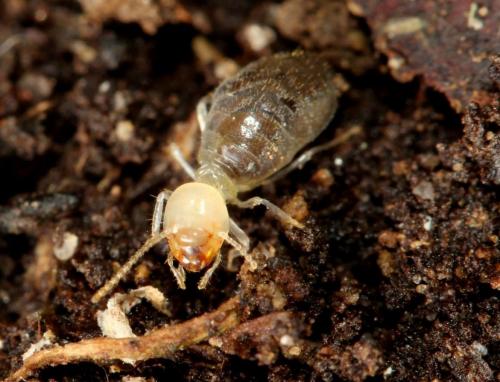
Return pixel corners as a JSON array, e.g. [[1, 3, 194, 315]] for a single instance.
[[197, 51, 340, 192]]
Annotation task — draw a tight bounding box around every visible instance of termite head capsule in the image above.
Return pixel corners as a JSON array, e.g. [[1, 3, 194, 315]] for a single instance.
[[164, 182, 229, 272]]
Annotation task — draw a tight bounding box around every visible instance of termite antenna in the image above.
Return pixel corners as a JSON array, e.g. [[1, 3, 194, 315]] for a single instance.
[[91, 231, 170, 304]]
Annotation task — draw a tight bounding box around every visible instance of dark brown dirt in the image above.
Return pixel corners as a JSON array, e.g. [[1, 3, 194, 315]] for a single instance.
[[0, 0, 498, 381], [349, 0, 499, 113]]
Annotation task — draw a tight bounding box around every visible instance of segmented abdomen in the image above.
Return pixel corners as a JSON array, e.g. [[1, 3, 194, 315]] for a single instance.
[[197, 51, 340, 192]]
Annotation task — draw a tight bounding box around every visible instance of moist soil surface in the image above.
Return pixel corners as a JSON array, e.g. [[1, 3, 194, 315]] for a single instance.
[[0, 1, 498, 381]]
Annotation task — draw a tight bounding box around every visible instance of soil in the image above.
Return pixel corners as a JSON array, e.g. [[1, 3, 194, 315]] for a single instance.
[[0, 0, 498, 381]]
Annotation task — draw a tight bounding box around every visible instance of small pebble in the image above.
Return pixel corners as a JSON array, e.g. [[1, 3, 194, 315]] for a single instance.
[[115, 120, 135, 142], [241, 24, 276, 52], [279, 334, 294, 346], [53, 232, 79, 261], [423, 215, 433, 231], [412, 180, 435, 201]]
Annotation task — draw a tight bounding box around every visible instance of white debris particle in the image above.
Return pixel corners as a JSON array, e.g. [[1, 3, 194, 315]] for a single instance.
[[423, 215, 433, 231], [471, 341, 488, 356], [18, 73, 55, 99], [0, 290, 9, 304], [388, 55, 405, 70], [208, 336, 223, 348], [452, 162, 464, 172], [346, 1, 364, 16], [288, 346, 301, 356], [412, 274, 422, 284], [416, 284, 428, 294], [30, 201, 40, 209], [97, 286, 170, 339], [383, 17, 426, 38], [279, 334, 294, 347], [53, 232, 79, 261], [113, 91, 129, 112], [192, 35, 239, 81], [467, 3, 484, 30], [22, 330, 56, 361], [242, 24, 276, 52], [214, 60, 239, 81], [334, 157, 344, 166], [98, 81, 111, 93], [70, 40, 97, 63], [122, 377, 148, 382], [478, 6, 489, 17], [0, 339, 4, 350], [412, 180, 435, 201], [383, 366, 394, 377], [116, 120, 135, 142], [97, 298, 136, 339]]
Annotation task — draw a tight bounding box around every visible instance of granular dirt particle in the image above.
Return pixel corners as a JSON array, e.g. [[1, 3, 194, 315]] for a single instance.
[[0, 1, 498, 381]]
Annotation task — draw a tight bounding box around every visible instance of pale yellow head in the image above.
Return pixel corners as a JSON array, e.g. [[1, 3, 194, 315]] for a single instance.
[[164, 182, 229, 272]]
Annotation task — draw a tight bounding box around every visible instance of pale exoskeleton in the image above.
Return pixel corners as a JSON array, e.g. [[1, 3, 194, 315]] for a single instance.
[[91, 51, 360, 303]]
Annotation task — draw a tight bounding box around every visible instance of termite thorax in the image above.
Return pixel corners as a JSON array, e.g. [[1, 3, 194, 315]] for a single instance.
[[195, 163, 237, 201]]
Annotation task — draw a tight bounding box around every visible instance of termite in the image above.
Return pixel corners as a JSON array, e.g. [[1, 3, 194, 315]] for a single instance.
[[91, 51, 360, 303]]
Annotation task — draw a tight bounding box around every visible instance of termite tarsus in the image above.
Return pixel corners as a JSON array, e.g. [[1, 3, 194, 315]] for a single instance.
[[91, 51, 360, 303]]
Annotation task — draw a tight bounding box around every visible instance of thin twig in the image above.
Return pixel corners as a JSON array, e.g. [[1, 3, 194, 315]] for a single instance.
[[7, 297, 240, 382]]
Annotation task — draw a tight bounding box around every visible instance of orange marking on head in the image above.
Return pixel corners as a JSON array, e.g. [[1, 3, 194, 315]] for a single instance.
[[167, 229, 224, 272]]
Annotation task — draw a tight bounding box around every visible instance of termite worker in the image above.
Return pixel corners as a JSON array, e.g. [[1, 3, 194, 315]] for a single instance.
[[91, 51, 359, 303]]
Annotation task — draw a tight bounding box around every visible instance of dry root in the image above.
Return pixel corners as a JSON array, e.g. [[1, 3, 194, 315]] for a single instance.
[[7, 297, 240, 382]]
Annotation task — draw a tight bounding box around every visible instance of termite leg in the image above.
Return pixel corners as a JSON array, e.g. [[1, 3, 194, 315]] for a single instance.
[[232, 197, 304, 229], [229, 219, 257, 270], [167, 253, 187, 289], [152, 189, 172, 234], [169, 143, 196, 179], [91, 231, 170, 304], [169, 96, 213, 177], [229, 219, 249, 252], [263, 125, 363, 184], [226, 248, 242, 272], [198, 251, 222, 289], [220, 230, 257, 272], [196, 94, 212, 133]]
